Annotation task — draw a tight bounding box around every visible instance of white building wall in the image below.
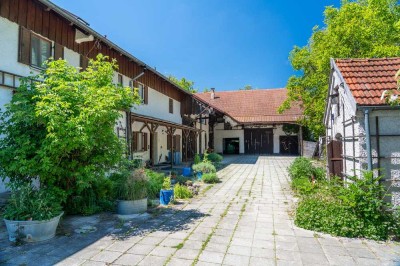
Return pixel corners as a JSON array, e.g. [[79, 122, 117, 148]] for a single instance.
[[64, 47, 81, 68], [131, 87, 182, 125], [214, 123, 245, 154]]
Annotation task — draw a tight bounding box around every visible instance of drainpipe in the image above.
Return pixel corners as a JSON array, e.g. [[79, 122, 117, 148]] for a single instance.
[[364, 109, 373, 171]]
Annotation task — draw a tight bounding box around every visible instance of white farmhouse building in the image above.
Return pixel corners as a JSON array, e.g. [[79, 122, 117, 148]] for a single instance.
[[324, 58, 400, 205], [195, 88, 303, 155], [0, 0, 210, 192]]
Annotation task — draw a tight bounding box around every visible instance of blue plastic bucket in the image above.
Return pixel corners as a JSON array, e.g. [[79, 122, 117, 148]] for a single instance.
[[160, 189, 174, 205], [197, 172, 203, 180], [182, 167, 191, 177]]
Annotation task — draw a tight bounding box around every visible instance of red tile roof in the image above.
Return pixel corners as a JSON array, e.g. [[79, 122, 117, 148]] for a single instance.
[[195, 89, 302, 124], [335, 58, 400, 105]]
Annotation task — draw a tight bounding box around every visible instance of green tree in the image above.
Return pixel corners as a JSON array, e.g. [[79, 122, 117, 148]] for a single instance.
[[0, 54, 140, 214], [239, 85, 253, 90], [280, 0, 400, 137], [168, 75, 197, 93]]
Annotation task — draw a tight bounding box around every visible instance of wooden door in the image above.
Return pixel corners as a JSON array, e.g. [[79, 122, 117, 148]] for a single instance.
[[244, 129, 273, 154], [327, 140, 343, 178]]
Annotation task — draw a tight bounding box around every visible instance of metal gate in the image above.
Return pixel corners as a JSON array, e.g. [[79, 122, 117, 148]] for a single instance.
[[327, 140, 343, 178]]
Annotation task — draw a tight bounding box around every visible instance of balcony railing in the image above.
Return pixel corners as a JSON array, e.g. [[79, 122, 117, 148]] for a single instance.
[[0, 70, 23, 89]]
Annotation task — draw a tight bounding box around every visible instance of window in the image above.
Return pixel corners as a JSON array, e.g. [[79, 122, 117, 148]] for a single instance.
[[137, 83, 144, 100], [169, 98, 173, 114], [30, 34, 52, 68], [132, 132, 148, 152], [118, 74, 123, 86]]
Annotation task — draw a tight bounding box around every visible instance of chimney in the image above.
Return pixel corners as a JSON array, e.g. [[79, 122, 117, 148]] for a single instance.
[[211, 88, 215, 100]]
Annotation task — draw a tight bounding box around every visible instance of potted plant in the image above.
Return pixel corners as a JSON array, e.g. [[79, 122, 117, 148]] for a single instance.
[[160, 177, 174, 205], [3, 182, 65, 242], [112, 168, 148, 215], [192, 161, 216, 180]]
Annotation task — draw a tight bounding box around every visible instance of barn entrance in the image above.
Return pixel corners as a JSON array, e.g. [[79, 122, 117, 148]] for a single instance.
[[223, 138, 240, 154], [279, 136, 299, 155], [244, 129, 273, 154]]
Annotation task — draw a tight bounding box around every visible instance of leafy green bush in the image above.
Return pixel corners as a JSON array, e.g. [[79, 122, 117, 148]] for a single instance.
[[194, 154, 201, 164], [111, 169, 148, 201], [145, 169, 165, 199], [176, 175, 191, 185], [0, 55, 140, 215], [4, 183, 65, 221], [295, 193, 363, 238], [65, 176, 114, 215], [206, 153, 223, 166], [192, 162, 216, 174], [295, 171, 400, 240], [288, 157, 314, 180], [291, 177, 316, 195], [174, 184, 193, 199], [202, 173, 220, 184], [288, 157, 325, 181]]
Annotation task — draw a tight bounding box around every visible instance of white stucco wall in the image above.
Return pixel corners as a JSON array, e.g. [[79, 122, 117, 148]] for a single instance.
[[214, 123, 245, 154], [64, 47, 81, 68], [131, 87, 182, 125]]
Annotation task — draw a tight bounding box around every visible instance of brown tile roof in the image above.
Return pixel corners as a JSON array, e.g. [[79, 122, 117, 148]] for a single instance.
[[195, 89, 302, 124], [335, 58, 400, 106]]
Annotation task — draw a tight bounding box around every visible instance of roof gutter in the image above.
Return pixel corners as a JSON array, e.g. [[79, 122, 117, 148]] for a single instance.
[[37, 0, 192, 96]]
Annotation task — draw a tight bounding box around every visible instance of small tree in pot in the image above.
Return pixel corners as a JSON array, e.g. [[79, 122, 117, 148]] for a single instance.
[[111, 169, 148, 215]]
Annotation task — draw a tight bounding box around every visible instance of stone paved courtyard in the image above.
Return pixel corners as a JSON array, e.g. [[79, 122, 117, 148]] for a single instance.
[[1, 155, 400, 265]]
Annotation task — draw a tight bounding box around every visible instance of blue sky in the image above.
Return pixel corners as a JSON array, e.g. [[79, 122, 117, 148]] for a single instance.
[[52, 0, 341, 91]]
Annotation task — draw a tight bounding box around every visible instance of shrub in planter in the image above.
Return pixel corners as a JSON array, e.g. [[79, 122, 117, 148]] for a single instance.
[[192, 162, 216, 174], [3, 182, 65, 242], [111, 169, 148, 214], [160, 177, 174, 205], [202, 173, 220, 184], [174, 184, 193, 199]]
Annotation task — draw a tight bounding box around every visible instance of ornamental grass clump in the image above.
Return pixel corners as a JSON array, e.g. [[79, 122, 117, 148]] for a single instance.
[[111, 169, 148, 201]]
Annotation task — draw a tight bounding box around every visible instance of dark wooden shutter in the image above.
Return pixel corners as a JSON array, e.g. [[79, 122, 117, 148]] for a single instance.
[[167, 135, 172, 150], [54, 43, 64, 60], [144, 86, 149, 104], [143, 133, 148, 151], [174, 135, 181, 152], [80, 55, 88, 71], [18, 26, 31, 65], [132, 132, 138, 152], [169, 98, 173, 113]]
